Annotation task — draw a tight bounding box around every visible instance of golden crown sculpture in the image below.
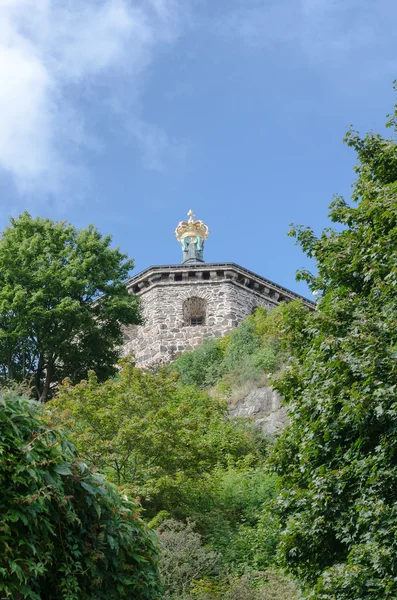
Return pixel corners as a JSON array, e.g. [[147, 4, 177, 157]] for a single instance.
[[175, 210, 210, 242]]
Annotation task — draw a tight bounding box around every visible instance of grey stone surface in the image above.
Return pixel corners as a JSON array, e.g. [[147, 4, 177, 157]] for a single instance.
[[122, 262, 314, 369], [230, 386, 288, 437]]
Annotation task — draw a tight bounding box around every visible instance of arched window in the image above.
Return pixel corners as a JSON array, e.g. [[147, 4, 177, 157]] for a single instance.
[[183, 297, 206, 326]]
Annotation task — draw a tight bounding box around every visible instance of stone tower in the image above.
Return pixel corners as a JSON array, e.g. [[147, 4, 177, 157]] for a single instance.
[[122, 211, 313, 368]]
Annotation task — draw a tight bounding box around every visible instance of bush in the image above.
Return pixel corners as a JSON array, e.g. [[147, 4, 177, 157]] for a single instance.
[[0, 391, 161, 600], [191, 572, 263, 600], [259, 570, 299, 600], [157, 519, 220, 599], [157, 519, 295, 600], [171, 338, 225, 388], [251, 343, 281, 374], [221, 321, 260, 373], [221, 344, 279, 394], [171, 570, 299, 600]]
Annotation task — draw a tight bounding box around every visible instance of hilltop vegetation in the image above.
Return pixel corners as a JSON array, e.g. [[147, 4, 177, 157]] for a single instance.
[[0, 359, 297, 599], [171, 301, 297, 400], [50, 359, 296, 599]]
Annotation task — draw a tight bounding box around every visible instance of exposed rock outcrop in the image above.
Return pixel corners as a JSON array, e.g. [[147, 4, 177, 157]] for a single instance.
[[230, 385, 288, 438]]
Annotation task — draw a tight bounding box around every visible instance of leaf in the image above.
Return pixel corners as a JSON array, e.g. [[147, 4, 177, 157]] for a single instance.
[[80, 481, 97, 496], [54, 464, 72, 476]]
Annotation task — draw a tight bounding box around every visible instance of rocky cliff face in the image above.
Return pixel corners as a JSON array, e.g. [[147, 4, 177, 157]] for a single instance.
[[229, 385, 288, 438]]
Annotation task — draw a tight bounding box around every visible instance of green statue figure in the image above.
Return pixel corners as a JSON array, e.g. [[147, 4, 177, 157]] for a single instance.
[[181, 235, 204, 263], [195, 235, 204, 259]]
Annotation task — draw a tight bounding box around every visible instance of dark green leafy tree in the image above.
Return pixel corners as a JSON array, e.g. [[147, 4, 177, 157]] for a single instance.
[[0, 389, 161, 600], [0, 213, 140, 401], [271, 91, 397, 598]]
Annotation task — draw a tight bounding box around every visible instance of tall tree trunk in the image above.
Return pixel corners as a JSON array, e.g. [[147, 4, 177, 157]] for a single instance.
[[39, 357, 54, 403]]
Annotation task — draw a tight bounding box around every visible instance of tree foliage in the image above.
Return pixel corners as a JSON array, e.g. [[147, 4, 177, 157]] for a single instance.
[[202, 465, 280, 574], [0, 390, 161, 600], [271, 91, 397, 597], [50, 362, 264, 518], [0, 213, 140, 401], [51, 359, 286, 598]]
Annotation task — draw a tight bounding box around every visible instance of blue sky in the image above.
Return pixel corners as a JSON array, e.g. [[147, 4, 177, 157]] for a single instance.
[[0, 0, 396, 299]]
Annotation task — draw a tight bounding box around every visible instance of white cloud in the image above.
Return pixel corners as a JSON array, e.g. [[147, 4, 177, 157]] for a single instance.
[[0, 0, 183, 198]]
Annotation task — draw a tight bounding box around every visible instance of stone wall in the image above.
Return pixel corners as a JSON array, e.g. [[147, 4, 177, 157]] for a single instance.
[[122, 263, 313, 369], [123, 280, 274, 366]]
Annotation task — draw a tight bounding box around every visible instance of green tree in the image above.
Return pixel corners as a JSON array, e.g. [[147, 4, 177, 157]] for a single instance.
[[271, 92, 397, 597], [0, 389, 161, 600], [0, 213, 140, 401], [50, 362, 265, 519]]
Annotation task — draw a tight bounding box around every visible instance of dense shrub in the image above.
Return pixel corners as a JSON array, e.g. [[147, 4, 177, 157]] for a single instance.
[[157, 519, 220, 599], [221, 320, 260, 373], [171, 338, 225, 388], [0, 391, 161, 600], [157, 519, 296, 600], [222, 571, 298, 600]]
